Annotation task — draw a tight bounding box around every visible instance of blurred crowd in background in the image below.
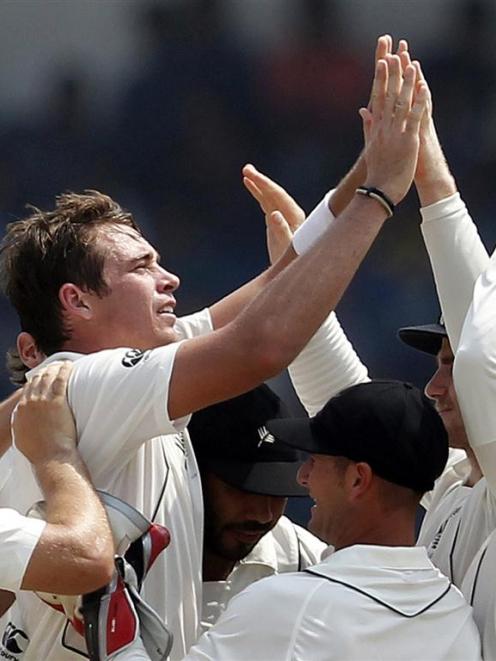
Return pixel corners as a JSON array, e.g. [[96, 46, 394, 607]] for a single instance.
[[1, 0, 496, 406]]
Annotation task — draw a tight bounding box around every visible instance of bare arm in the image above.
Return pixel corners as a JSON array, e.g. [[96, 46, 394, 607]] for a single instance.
[[168, 59, 427, 420], [210, 37, 397, 330], [405, 55, 490, 350], [13, 363, 114, 594]]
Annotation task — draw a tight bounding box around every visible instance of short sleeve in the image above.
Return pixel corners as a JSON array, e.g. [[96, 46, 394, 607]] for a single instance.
[[67, 342, 188, 478], [175, 308, 213, 340], [0, 509, 45, 593]]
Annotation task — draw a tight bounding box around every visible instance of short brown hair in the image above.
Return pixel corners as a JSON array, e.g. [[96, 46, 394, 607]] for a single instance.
[[0, 190, 140, 356], [6, 346, 27, 387]]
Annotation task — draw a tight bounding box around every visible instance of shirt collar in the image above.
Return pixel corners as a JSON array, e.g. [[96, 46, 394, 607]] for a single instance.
[[238, 530, 279, 571], [27, 351, 84, 379], [322, 544, 433, 570]]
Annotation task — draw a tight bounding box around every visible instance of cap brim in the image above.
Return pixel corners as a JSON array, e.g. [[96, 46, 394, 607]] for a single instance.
[[397, 324, 446, 356], [211, 459, 308, 497], [266, 417, 326, 454]]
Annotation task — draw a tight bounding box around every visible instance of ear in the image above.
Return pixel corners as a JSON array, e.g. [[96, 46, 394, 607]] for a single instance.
[[347, 462, 374, 501], [17, 332, 46, 369], [59, 283, 93, 320]]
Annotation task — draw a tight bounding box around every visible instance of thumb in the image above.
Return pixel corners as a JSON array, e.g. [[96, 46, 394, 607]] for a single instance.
[[268, 210, 293, 238], [359, 107, 372, 143]]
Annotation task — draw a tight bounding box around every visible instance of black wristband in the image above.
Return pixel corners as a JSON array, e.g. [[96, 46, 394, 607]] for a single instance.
[[356, 186, 395, 218]]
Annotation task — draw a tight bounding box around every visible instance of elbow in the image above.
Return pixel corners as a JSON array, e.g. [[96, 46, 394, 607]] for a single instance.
[[248, 341, 296, 382], [77, 539, 115, 593], [63, 535, 115, 595]]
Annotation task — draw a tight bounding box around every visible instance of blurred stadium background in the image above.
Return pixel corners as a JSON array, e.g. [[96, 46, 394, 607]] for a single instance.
[[0, 0, 495, 418]]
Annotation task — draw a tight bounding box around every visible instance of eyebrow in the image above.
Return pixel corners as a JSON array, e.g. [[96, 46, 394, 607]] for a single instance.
[[128, 250, 161, 265]]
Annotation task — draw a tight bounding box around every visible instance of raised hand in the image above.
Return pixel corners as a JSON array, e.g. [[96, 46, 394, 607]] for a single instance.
[[360, 54, 428, 205], [243, 164, 305, 263], [13, 361, 76, 466]]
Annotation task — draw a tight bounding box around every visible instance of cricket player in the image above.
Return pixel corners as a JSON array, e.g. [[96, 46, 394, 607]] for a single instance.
[[185, 382, 481, 661], [0, 52, 428, 660], [0, 362, 113, 611], [188, 385, 326, 631]]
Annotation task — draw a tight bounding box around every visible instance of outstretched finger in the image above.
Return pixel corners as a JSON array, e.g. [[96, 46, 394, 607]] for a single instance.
[[370, 58, 388, 118], [397, 39, 408, 55], [384, 54, 402, 118], [412, 60, 433, 125], [392, 64, 417, 128], [266, 211, 294, 264], [359, 106, 373, 146], [243, 176, 267, 213], [368, 35, 391, 111], [376, 34, 392, 63], [405, 83, 429, 134]]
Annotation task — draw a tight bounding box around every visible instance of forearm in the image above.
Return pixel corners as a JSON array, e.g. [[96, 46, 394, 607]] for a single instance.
[[415, 123, 457, 207], [288, 312, 370, 417], [421, 193, 489, 351], [23, 452, 113, 594], [239, 196, 388, 368], [329, 152, 367, 217]]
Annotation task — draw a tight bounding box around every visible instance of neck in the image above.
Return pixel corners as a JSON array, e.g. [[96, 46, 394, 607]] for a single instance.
[[332, 510, 417, 552], [202, 548, 236, 582]]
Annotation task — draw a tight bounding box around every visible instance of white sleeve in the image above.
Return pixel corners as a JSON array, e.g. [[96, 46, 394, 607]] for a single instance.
[[421, 192, 490, 351], [292, 190, 334, 255], [174, 308, 213, 339], [184, 577, 295, 661], [288, 312, 369, 416], [453, 252, 496, 496], [0, 509, 45, 593], [68, 343, 188, 479]]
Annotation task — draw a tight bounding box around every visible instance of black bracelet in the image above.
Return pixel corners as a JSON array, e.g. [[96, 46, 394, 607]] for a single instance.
[[355, 186, 395, 218]]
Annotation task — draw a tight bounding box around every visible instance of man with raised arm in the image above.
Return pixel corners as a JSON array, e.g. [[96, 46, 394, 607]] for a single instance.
[[0, 51, 426, 660], [245, 35, 495, 657]]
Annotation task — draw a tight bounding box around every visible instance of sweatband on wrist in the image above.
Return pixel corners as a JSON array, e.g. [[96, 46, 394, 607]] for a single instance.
[[355, 186, 395, 218], [292, 189, 335, 255]]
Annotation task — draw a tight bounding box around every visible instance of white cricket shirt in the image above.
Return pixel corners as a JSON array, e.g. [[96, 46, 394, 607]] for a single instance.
[[418, 193, 496, 584], [0, 509, 44, 593], [201, 516, 325, 631], [462, 528, 496, 661], [187, 544, 481, 661], [1, 310, 212, 661]]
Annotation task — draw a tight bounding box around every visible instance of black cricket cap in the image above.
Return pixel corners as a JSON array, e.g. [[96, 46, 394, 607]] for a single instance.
[[267, 380, 448, 494], [188, 384, 307, 497], [397, 316, 447, 356]]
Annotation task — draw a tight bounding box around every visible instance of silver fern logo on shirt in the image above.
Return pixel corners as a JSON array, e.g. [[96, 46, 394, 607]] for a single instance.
[[257, 426, 275, 447]]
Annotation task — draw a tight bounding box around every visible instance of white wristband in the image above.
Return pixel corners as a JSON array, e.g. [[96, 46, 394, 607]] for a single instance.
[[292, 189, 335, 255]]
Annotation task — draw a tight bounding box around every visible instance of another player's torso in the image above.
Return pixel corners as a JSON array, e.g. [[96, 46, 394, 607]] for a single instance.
[[418, 477, 496, 586], [2, 431, 203, 661]]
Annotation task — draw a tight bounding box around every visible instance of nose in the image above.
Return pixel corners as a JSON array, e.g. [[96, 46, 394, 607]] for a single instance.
[[425, 366, 446, 401], [157, 266, 180, 293], [297, 458, 312, 488], [246, 495, 280, 525]]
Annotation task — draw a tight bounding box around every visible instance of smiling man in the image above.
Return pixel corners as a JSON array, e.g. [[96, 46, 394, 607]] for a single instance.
[[185, 381, 481, 661], [0, 54, 427, 659]]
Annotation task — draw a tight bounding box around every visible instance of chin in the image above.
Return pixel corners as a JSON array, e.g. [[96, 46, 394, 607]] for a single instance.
[[151, 330, 179, 348]]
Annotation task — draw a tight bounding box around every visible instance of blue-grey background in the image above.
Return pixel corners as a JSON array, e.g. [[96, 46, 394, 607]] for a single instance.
[[0, 0, 494, 523]]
